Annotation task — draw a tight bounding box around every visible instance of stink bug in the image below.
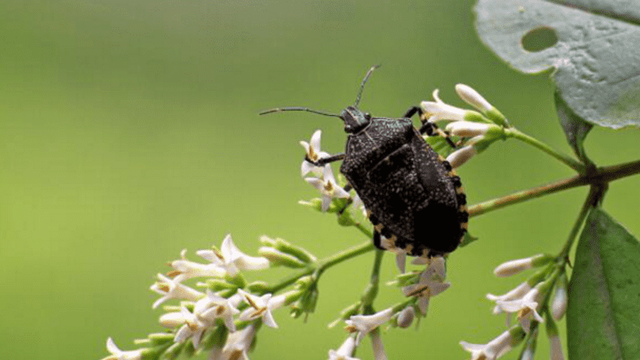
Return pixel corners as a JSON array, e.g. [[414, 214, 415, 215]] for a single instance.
[[261, 66, 468, 257]]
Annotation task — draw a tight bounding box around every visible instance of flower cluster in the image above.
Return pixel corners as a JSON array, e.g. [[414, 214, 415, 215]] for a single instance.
[[103, 235, 317, 360], [420, 84, 508, 168], [460, 253, 568, 360]]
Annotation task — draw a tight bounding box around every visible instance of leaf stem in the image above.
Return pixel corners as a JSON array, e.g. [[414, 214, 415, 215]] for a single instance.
[[506, 128, 585, 172], [468, 158, 640, 218]]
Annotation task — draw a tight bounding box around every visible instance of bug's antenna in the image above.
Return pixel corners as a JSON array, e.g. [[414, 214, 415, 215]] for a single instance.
[[354, 64, 381, 108], [259, 107, 341, 118]]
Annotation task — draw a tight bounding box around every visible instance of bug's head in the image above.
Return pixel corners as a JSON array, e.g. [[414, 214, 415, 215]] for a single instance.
[[340, 106, 371, 134]]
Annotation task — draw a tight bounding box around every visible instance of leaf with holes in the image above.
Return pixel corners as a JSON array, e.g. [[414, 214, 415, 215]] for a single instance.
[[567, 208, 640, 359], [475, 0, 640, 129]]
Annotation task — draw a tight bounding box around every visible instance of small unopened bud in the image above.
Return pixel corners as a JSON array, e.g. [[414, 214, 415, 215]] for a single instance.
[[159, 312, 185, 328], [551, 273, 568, 321], [147, 333, 175, 346], [446, 121, 492, 137], [260, 236, 317, 264], [455, 84, 493, 112], [446, 145, 477, 169], [205, 279, 237, 292], [397, 306, 415, 328], [493, 254, 553, 277], [258, 247, 306, 268], [258, 235, 277, 247], [246, 281, 270, 294]]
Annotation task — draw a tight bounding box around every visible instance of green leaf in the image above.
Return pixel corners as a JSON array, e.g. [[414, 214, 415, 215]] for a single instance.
[[554, 90, 593, 163], [567, 208, 640, 360], [475, 0, 640, 129]]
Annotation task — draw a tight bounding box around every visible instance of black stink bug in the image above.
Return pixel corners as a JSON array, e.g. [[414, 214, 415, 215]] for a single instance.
[[261, 66, 468, 257]]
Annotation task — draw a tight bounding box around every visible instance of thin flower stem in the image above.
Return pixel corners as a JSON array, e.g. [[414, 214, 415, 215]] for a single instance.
[[362, 250, 385, 314], [265, 240, 375, 294], [506, 128, 585, 172], [468, 158, 640, 218]]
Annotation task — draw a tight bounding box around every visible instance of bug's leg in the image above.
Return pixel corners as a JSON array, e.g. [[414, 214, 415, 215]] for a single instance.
[[403, 106, 456, 148], [373, 230, 384, 250], [305, 152, 346, 167], [402, 106, 421, 119]]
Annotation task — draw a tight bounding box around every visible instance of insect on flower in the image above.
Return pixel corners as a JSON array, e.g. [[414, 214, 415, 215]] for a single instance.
[[260, 66, 468, 258]]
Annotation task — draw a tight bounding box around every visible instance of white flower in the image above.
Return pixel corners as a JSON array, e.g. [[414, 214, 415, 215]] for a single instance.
[[174, 307, 208, 348], [345, 308, 394, 345], [301, 130, 331, 177], [194, 290, 241, 331], [104, 338, 143, 360], [305, 165, 350, 211], [446, 145, 478, 169], [445, 121, 492, 137], [150, 274, 203, 309], [169, 249, 226, 283], [370, 331, 388, 360], [549, 334, 565, 360], [493, 257, 535, 277], [421, 90, 468, 123], [328, 337, 360, 360], [487, 281, 532, 316], [493, 254, 552, 277], [455, 84, 493, 112], [217, 324, 257, 360], [197, 235, 269, 277], [402, 257, 450, 315], [495, 288, 543, 332], [486, 282, 531, 303], [460, 328, 520, 360], [236, 289, 285, 328], [551, 275, 568, 321], [159, 311, 186, 328]]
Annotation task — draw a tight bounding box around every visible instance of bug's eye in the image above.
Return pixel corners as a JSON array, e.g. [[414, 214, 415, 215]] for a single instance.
[[364, 112, 372, 120]]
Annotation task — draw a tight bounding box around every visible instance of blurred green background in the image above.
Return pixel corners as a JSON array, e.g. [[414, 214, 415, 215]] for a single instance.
[[1, 1, 638, 359]]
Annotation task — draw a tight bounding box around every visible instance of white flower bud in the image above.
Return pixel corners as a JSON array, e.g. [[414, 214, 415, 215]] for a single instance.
[[455, 84, 493, 112], [493, 254, 552, 277], [445, 121, 492, 137], [159, 311, 185, 328], [551, 274, 568, 321], [445, 145, 477, 169], [397, 306, 415, 328]]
